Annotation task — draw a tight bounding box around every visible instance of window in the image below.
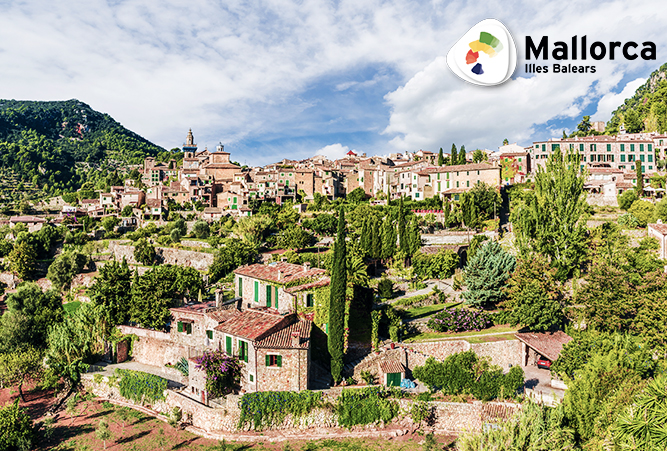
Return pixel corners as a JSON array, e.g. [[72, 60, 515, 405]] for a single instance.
[[649, 154, 653, 163], [640, 154, 645, 162], [591, 144, 596, 152], [629, 155, 635, 162], [611, 155, 615, 162], [177, 321, 192, 335], [249, 374, 254, 382], [206, 330, 213, 340], [306, 293, 314, 307], [579, 144, 584, 152], [542, 144, 546, 151], [466, 181, 470, 187], [621, 155, 626, 162], [254, 281, 259, 302], [649, 166, 653, 170], [266, 285, 272, 308], [415, 193, 420, 198], [631, 144, 635, 152], [266, 354, 282, 367], [226, 336, 232, 354], [621, 144, 625, 152], [238, 340, 248, 362], [649, 144, 653, 151], [607, 144, 611, 152], [640, 144, 645, 152], [456, 181, 459, 188], [552, 144, 560, 151], [275, 286, 279, 306]]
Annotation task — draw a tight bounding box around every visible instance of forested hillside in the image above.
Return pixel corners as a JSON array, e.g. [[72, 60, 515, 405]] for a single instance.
[[0, 99, 166, 194], [606, 62, 667, 134]]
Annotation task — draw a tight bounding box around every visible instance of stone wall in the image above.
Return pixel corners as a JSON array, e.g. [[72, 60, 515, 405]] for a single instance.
[[118, 325, 192, 368], [108, 241, 214, 271], [82, 374, 519, 434], [352, 339, 520, 381]]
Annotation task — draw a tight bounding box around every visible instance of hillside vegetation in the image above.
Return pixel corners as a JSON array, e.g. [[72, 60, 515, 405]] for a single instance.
[[606, 62, 667, 134], [0, 99, 166, 195]]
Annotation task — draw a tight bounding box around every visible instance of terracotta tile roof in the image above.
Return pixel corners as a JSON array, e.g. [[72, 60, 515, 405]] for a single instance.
[[378, 361, 405, 374], [146, 199, 162, 208], [171, 300, 218, 316], [10, 215, 46, 223], [206, 309, 240, 323], [649, 223, 667, 235], [255, 319, 312, 349], [514, 331, 572, 361], [285, 277, 330, 293], [214, 309, 294, 341], [416, 163, 497, 175], [204, 163, 242, 169], [234, 262, 326, 284]]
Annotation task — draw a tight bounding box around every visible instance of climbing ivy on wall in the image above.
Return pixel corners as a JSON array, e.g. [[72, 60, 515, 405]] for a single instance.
[[313, 286, 330, 329], [237, 390, 323, 431], [115, 369, 167, 404]]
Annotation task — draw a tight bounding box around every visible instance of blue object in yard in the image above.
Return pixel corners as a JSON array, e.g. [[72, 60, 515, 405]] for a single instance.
[[400, 378, 416, 389]]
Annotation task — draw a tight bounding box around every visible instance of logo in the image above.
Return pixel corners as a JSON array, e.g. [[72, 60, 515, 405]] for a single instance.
[[447, 19, 517, 86]]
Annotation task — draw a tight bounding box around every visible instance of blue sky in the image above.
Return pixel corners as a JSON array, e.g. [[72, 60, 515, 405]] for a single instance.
[[0, 0, 664, 165]]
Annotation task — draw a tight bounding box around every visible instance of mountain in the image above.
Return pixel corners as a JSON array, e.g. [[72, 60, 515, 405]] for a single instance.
[[606, 63, 667, 134], [0, 99, 166, 194]]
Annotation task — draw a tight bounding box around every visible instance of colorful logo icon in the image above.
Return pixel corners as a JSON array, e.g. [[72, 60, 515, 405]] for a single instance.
[[447, 19, 517, 86]]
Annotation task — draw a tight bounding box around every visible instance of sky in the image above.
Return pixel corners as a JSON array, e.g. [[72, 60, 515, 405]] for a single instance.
[[0, 0, 665, 165]]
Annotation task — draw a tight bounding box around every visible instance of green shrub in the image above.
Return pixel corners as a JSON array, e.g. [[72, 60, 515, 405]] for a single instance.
[[0, 400, 34, 451], [413, 351, 524, 401], [377, 278, 394, 299], [336, 387, 399, 428]]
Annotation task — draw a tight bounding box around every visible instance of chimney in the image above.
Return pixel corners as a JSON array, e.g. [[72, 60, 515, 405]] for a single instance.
[[291, 331, 300, 347], [303, 262, 311, 271], [278, 270, 282, 281]]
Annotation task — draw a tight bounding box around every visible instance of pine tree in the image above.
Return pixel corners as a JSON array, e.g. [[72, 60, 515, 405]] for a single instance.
[[450, 144, 458, 166], [380, 215, 396, 261], [459, 145, 467, 164], [463, 241, 516, 308], [438, 147, 445, 166], [328, 209, 347, 383], [513, 147, 588, 279], [370, 216, 381, 259], [398, 196, 407, 253]]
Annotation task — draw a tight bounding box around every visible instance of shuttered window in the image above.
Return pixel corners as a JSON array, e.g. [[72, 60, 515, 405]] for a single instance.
[[239, 340, 248, 362], [206, 330, 213, 340], [254, 281, 259, 302], [177, 321, 183, 333], [266, 354, 282, 367], [225, 336, 232, 355]]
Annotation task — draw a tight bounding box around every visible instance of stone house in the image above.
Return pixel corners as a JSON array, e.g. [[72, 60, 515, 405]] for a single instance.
[[233, 262, 329, 313], [9, 215, 46, 232], [648, 222, 667, 260], [515, 331, 572, 367]]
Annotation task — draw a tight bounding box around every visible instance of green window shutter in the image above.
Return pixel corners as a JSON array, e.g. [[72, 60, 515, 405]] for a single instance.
[[277, 355, 282, 367], [244, 343, 248, 363], [640, 144, 644, 152], [266, 355, 271, 366], [206, 330, 213, 340], [254, 281, 259, 302], [275, 287, 279, 306], [226, 336, 232, 354], [607, 144, 611, 151], [266, 285, 272, 307], [177, 321, 183, 333], [186, 323, 192, 335], [238, 277, 243, 296], [250, 374, 254, 382], [649, 144, 653, 151]]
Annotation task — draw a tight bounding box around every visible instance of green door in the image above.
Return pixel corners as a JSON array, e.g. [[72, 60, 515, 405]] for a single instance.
[[266, 285, 272, 308], [387, 373, 401, 387], [226, 336, 232, 355]]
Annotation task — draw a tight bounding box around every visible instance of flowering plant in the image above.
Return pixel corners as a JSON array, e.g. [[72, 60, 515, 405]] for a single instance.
[[427, 308, 492, 333], [194, 350, 242, 398]]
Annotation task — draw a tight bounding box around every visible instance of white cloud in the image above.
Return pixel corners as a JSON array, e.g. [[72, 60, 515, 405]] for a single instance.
[[0, 0, 665, 162], [592, 78, 647, 122], [383, 0, 666, 151], [314, 143, 354, 160]]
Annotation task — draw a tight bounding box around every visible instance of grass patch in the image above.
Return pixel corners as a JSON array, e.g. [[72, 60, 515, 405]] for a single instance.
[[403, 325, 518, 343], [63, 301, 82, 315]]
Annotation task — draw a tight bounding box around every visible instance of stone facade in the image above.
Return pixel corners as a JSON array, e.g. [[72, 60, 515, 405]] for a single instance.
[[82, 374, 520, 434]]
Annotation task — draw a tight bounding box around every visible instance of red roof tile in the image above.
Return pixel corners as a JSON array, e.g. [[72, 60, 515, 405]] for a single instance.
[[234, 262, 327, 284], [214, 309, 294, 341], [649, 223, 667, 235], [285, 277, 330, 293], [171, 300, 218, 316], [514, 331, 572, 361], [379, 361, 405, 374], [255, 319, 312, 349]]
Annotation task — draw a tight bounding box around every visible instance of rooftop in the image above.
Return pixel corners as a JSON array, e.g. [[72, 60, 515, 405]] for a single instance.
[[255, 319, 312, 349], [214, 309, 294, 341], [234, 262, 327, 284], [514, 331, 572, 362]]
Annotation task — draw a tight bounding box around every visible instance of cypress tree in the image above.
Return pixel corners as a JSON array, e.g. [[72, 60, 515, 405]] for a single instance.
[[443, 197, 451, 228], [636, 162, 644, 195], [459, 145, 467, 164], [360, 217, 370, 256], [380, 215, 396, 261], [450, 144, 457, 166], [407, 219, 421, 257], [328, 209, 347, 383], [370, 216, 381, 259], [438, 148, 445, 166], [398, 196, 407, 253]]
